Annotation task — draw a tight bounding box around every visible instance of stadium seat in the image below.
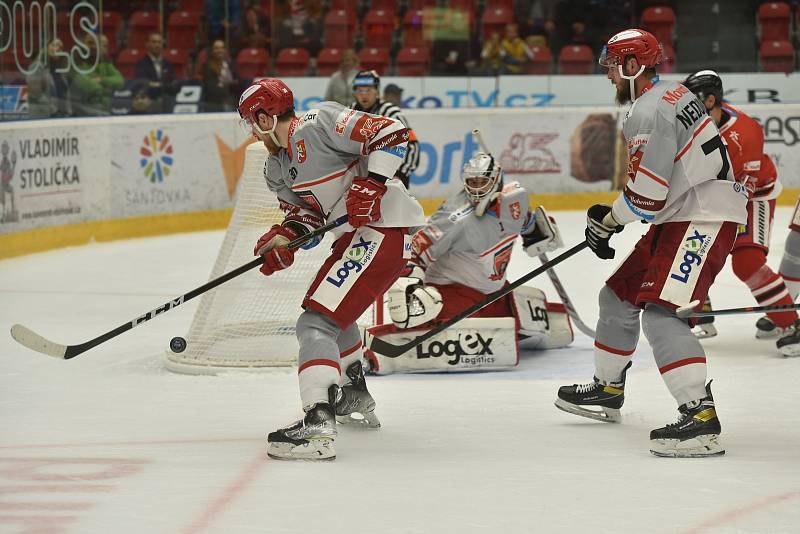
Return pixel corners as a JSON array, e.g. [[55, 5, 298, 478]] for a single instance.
[[178, 0, 205, 11], [485, 0, 515, 9], [370, 0, 398, 13], [236, 47, 271, 79], [640, 5, 676, 47], [193, 48, 208, 79], [402, 9, 426, 47], [56, 12, 75, 49], [759, 40, 795, 72], [275, 47, 311, 76], [758, 2, 791, 42], [660, 43, 676, 73], [363, 9, 396, 49], [116, 48, 144, 79], [101, 11, 123, 56], [323, 9, 357, 49], [165, 48, 189, 79], [482, 6, 514, 39], [406, 0, 437, 9], [167, 11, 200, 51], [316, 48, 345, 76], [128, 11, 159, 50], [558, 44, 594, 74], [525, 44, 553, 74], [357, 47, 390, 75], [395, 46, 430, 76]]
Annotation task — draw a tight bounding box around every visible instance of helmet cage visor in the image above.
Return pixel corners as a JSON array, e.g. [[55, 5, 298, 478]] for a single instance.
[[462, 157, 500, 203], [598, 46, 621, 68]]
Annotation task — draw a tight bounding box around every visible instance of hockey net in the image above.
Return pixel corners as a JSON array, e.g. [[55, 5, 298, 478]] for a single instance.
[[166, 143, 376, 374]]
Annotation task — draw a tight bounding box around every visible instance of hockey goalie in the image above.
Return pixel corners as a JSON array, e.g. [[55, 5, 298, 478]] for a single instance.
[[363, 149, 574, 374]]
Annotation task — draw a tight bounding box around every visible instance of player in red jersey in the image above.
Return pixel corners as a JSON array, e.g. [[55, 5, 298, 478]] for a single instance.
[[683, 70, 796, 348]]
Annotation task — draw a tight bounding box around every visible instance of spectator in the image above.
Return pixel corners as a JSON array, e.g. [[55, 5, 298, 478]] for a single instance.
[[500, 23, 533, 74], [202, 40, 238, 112], [275, 0, 321, 56], [129, 82, 154, 115], [26, 38, 72, 118], [207, 0, 242, 42], [383, 83, 403, 107], [241, 0, 270, 49], [324, 48, 359, 106], [480, 32, 504, 75], [135, 32, 177, 112], [70, 34, 124, 116]]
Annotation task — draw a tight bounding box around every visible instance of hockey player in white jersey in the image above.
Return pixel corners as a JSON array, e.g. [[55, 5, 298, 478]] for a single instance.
[[365, 147, 572, 374], [776, 196, 800, 356], [238, 78, 425, 460], [554, 29, 747, 457]]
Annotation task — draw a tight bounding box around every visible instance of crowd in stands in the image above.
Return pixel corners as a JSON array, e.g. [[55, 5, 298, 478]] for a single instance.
[[1, 0, 798, 118]]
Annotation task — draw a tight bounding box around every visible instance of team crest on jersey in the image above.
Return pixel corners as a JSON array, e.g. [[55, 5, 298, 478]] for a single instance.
[[335, 109, 356, 136], [350, 115, 393, 142], [489, 244, 514, 281], [509, 201, 521, 220], [295, 139, 307, 163]]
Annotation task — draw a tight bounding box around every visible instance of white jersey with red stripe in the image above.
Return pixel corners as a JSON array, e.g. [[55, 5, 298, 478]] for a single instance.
[[611, 78, 747, 227], [264, 101, 425, 235], [411, 182, 532, 294]]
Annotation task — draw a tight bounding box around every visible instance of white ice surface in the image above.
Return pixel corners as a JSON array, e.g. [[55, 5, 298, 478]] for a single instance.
[[1, 210, 799, 534]]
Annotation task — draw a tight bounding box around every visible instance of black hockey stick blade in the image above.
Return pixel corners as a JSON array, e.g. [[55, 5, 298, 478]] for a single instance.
[[369, 241, 590, 357], [10, 215, 348, 360], [676, 300, 800, 320]]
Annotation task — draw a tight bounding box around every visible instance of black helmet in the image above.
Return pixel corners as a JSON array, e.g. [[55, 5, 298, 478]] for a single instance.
[[352, 69, 380, 90], [683, 69, 723, 105]]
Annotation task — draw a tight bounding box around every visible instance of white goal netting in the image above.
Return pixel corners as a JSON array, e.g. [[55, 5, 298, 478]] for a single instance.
[[166, 143, 375, 374]]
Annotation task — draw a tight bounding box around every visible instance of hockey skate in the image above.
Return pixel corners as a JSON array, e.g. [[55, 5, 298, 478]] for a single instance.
[[333, 361, 381, 428], [755, 316, 794, 339], [554, 362, 631, 423], [267, 400, 337, 461], [776, 320, 800, 357], [650, 382, 724, 458]]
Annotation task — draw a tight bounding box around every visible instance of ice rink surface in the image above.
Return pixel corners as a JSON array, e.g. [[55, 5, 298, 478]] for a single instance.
[[2, 209, 799, 534]]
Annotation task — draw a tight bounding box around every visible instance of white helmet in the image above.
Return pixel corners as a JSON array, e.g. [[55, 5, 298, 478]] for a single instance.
[[462, 153, 501, 215]]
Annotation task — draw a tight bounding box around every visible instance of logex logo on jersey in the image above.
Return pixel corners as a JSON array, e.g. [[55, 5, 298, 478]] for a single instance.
[[416, 332, 495, 366], [670, 228, 710, 284], [325, 235, 378, 288], [139, 129, 173, 183]]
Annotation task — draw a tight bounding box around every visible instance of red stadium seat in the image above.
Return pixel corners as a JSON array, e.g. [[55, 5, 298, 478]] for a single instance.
[[116, 48, 144, 79], [236, 47, 271, 79], [323, 9, 357, 49], [525, 44, 553, 74], [193, 48, 208, 79], [178, 0, 205, 11], [402, 9, 426, 47], [406, 0, 436, 9], [316, 48, 345, 76], [640, 5, 676, 47], [485, 0, 515, 9], [128, 11, 160, 50], [362, 9, 395, 49], [357, 47, 390, 75], [759, 40, 795, 72], [275, 48, 311, 76], [558, 44, 594, 74], [165, 48, 189, 78], [101, 11, 123, 56], [370, 0, 398, 13], [660, 43, 676, 73], [395, 46, 430, 76], [167, 11, 200, 51], [482, 6, 514, 39], [758, 2, 791, 42], [56, 12, 75, 49]]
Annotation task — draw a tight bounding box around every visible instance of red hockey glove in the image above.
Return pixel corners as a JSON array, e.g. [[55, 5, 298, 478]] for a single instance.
[[346, 177, 387, 228], [254, 224, 299, 276]]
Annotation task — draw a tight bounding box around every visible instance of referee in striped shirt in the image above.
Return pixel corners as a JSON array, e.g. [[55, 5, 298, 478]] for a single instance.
[[351, 70, 420, 188]]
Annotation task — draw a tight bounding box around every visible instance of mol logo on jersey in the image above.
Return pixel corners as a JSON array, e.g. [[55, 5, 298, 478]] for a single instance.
[[670, 229, 709, 284]]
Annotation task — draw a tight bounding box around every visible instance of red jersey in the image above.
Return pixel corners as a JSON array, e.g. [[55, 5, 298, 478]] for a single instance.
[[718, 103, 779, 200]]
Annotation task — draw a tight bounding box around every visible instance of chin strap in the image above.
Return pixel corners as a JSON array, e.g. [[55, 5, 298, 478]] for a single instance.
[[618, 64, 645, 102], [252, 113, 281, 146]]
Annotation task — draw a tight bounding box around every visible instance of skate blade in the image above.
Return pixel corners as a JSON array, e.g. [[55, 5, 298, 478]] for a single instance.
[[267, 438, 336, 461], [554, 398, 621, 423], [692, 324, 717, 339], [649, 434, 725, 458], [779, 344, 800, 357], [756, 329, 783, 340], [336, 410, 381, 429]]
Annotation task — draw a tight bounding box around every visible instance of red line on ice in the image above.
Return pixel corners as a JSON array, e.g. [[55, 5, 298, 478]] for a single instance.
[[681, 490, 800, 533]]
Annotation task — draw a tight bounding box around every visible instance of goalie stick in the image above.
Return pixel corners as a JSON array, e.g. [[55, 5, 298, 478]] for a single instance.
[[676, 300, 800, 319], [538, 252, 595, 338], [10, 215, 348, 360], [369, 241, 590, 357]]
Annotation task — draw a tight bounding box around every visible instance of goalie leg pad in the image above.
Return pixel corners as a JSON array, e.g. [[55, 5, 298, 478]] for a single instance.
[[364, 318, 518, 374], [512, 286, 574, 350]]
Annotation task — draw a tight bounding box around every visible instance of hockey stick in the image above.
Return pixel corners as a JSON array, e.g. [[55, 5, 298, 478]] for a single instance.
[[676, 300, 800, 320], [10, 215, 348, 360], [369, 241, 590, 357], [538, 252, 595, 338]]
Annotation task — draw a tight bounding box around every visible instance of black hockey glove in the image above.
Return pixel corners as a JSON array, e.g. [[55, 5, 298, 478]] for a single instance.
[[586, 204, 624, 260]]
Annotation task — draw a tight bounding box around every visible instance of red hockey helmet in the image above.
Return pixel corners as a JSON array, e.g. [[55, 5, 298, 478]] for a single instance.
[[237, 78, 294, 123], [599, 28, 663, 69]]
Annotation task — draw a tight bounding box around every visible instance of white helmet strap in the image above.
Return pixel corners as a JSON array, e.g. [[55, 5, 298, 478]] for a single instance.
[[618, 64, 646, 102]]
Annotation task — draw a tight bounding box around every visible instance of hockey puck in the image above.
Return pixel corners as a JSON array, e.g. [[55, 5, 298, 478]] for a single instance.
[[170, 336, 187, 353]]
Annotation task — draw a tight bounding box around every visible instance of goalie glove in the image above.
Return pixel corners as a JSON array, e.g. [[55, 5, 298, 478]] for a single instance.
[[522, 206, 564, 257], [387, 277, 443, 329]]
